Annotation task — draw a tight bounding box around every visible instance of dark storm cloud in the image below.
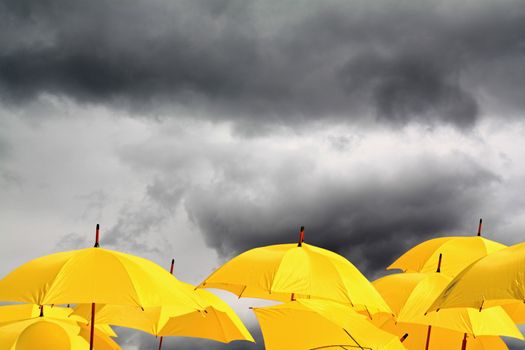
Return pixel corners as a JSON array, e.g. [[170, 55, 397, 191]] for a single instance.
[[184, 153, 499, 277], [1, 0, 524, 130]]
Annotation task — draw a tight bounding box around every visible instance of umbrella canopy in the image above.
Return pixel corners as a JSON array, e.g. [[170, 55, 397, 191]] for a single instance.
[[0, 247, 204, 309], [74, 286, 254, 343], [0, 304, 116, 337], [429, 242, 525, 312], [503, 303, 525, 324], [0, 316, 120, 350], [253, 299, 405, 350], [373, 315, 508, 350], [373, 272, 523, 339], [388, 235, 506, 277], [198, 229, 391, 314]]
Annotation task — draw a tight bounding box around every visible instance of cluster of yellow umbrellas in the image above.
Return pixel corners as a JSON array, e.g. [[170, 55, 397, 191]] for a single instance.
[[0, 225, 254, 349], [196, 222, 524, 349], [0, 220, 523, 349]]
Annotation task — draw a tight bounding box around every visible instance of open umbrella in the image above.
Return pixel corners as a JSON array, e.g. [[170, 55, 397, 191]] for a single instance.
[[429, 242, 525, 312], [372, 272, 523, 344], [388, 219, 506, 277], [73, 260, 254, 348], [0, 304, 116, 337], [253, 299, 406, 350], [0, 225, 204, 350], [198, 226, 391, 314], [0, 305, 120, 350], [373, 315, 509, 350]]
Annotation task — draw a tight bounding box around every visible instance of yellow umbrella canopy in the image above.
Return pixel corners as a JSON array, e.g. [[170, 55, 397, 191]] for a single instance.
[[253, 299, 406, 350], [0, 225, 205, 350], [429, 242, 525, 312], [0, 247, 203, 309], [373, 315, 508, 350], [388, 221, 506, 277], [373, 272, 523, 339], [503, 303, 525, 324], [0, 316, 120, 350], [0, 304, 116, 337], [74, 286, 254, 343], [198, 227, 391, 314]]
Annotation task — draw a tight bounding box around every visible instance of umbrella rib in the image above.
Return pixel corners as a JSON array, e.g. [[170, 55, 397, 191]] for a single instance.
[[110, 253, 144, 307], [41, 253, 78, 305], [343, 328, 365, 350]]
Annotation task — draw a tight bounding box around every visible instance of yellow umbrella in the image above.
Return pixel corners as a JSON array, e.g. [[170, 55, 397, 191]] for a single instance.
[[373, 314, 508, 350], [73, 258, 253, 350], [73, 286, 254, 343], [253, 299, 406, 350], [388, 219, 506, 277], [372, 272, 523, 340], [429, 242, 525, 312], [0, 304, 116, 337], [0, 309, 120, 350], [198, 226, 391, 314], [0, 225, 204, 350]]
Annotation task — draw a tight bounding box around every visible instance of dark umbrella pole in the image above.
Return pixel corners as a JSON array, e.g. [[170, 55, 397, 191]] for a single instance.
[[157, 259, 175, 350], [461, 333, 467, 350], [477, 218, 483, 236], [425, 325, 432, 350], [90, 224, 100, 350]]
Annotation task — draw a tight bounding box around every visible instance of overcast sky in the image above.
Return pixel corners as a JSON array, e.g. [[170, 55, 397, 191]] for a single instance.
[[1, 0, 525, 349]]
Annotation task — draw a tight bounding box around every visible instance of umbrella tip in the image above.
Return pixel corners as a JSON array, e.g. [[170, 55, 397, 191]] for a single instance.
[[477, 218, 483, 236], [94, 224, 100, 247], [169, 259, 175, 274], [400, 333, 409, 342], [298, 226, 305, 247]]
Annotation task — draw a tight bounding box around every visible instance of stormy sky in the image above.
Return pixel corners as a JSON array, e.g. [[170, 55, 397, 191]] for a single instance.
[[1, 0, 525, 349]]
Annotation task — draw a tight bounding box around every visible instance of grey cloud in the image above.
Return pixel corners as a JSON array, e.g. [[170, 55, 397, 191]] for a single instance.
[[184, 153, 499, 276], [1, 0, 524, 131]]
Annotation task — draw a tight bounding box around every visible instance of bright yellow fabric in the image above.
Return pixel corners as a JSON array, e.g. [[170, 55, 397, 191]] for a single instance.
[[199, 243, 391, 313], [0, 304, 116, 337], [0, 248, 204, 310], [15, 320, 70, 350], [0, 317, 120, 350], [73, 285, 254, 343], [373, 315, 508, 350], [253, 300, 405, 350], [429, 242, 525, 311], [373, 272, 523, 339], [388, 236, 506, 277], [503, 302, 525, 324]]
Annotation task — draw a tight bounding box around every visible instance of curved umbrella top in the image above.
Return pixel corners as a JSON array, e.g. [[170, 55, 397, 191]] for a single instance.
[[0, 316, 120, 350], [0, 304, 116, 337], [388, 236, 506, 277], [198, 241, 391, 314], [429, 242, 525, 312], [373, 272, 523, 339], [0, 248, 204, 310], [253, 299, 405, 350]]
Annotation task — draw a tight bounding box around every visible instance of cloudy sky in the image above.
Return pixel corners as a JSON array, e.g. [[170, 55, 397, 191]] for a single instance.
[[1, 0, 525, 348]]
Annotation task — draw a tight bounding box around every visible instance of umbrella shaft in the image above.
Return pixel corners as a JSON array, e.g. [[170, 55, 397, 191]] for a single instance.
[[461, 333, 467, 350], [90, 302, 96, 350], [158, 336, 164, 350], [425, 325, 432, 350]]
